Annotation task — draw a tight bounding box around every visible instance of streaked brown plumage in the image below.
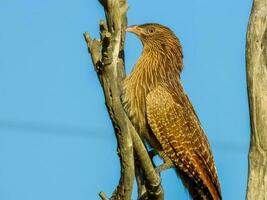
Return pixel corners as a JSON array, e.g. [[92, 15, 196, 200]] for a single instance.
[[122, 23, 221, 199]]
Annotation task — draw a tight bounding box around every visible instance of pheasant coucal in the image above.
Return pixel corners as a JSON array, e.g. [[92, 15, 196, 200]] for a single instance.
[[122, 23, 222, 200]]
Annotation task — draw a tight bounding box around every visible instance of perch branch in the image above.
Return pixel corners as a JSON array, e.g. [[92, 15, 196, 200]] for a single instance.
[[84, 0, 134, 199], [246, 0, 267, 199], [84, 0, 164, 199]]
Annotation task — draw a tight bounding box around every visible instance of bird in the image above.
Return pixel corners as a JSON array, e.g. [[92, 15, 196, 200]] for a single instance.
[[122, 23, 222, 200]]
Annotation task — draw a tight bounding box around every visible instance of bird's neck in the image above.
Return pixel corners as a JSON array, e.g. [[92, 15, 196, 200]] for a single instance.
[[126, 47, 183, 92]]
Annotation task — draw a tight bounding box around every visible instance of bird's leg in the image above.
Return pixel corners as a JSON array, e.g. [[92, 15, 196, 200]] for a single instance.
[[155, 151, 174, 173], [155, 159, 174, 173]]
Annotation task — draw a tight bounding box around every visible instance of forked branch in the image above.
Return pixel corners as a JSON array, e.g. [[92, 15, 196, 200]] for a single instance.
[[83, 0, 163, 200]]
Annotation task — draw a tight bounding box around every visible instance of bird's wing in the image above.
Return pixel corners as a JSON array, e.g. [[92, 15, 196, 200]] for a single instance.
[[146, 84, 221, 199]]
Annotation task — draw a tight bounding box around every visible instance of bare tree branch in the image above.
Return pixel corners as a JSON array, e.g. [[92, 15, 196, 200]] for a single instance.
[[131, 129, 164, 200], [83, 0, 163, 199], [84, 0, 134, 199], [246, 0, 267, 199]]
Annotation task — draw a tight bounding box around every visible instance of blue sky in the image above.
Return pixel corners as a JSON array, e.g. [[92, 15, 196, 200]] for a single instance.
[[0, 0, 252, 199]]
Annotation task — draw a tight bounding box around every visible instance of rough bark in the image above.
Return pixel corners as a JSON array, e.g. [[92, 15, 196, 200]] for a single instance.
[[83, 0, 163, 199], [246, 0, 267, 199]]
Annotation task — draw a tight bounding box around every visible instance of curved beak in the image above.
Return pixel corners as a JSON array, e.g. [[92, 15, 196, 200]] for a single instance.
[[126, 25, 141, 36]]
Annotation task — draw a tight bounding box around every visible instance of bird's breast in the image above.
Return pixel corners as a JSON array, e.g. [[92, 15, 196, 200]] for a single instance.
[[122, 78, 149, 140], [122, 49, 182, 144]]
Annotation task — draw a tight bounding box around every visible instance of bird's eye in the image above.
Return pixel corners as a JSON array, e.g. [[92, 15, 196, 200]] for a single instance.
[[147, 27, 155, 34]]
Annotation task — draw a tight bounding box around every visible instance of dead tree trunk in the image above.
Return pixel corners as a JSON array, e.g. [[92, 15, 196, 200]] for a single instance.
[[83, 0, 163, 199], [246, 0, 267, 199]]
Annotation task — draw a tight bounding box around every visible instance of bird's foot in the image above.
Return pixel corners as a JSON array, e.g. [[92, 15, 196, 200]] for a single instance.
[[155, 159, 174, 173], [149, 150, 174, 173]]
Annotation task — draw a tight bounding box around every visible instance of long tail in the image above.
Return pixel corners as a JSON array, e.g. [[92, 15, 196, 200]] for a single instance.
[[176, 168, 222, 200]]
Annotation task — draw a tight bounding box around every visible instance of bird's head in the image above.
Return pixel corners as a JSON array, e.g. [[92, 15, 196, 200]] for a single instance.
[[126, 23, 181, 51]]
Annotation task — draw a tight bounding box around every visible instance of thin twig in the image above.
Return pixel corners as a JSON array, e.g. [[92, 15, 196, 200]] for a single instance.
[[99, 192, 110, 200]]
